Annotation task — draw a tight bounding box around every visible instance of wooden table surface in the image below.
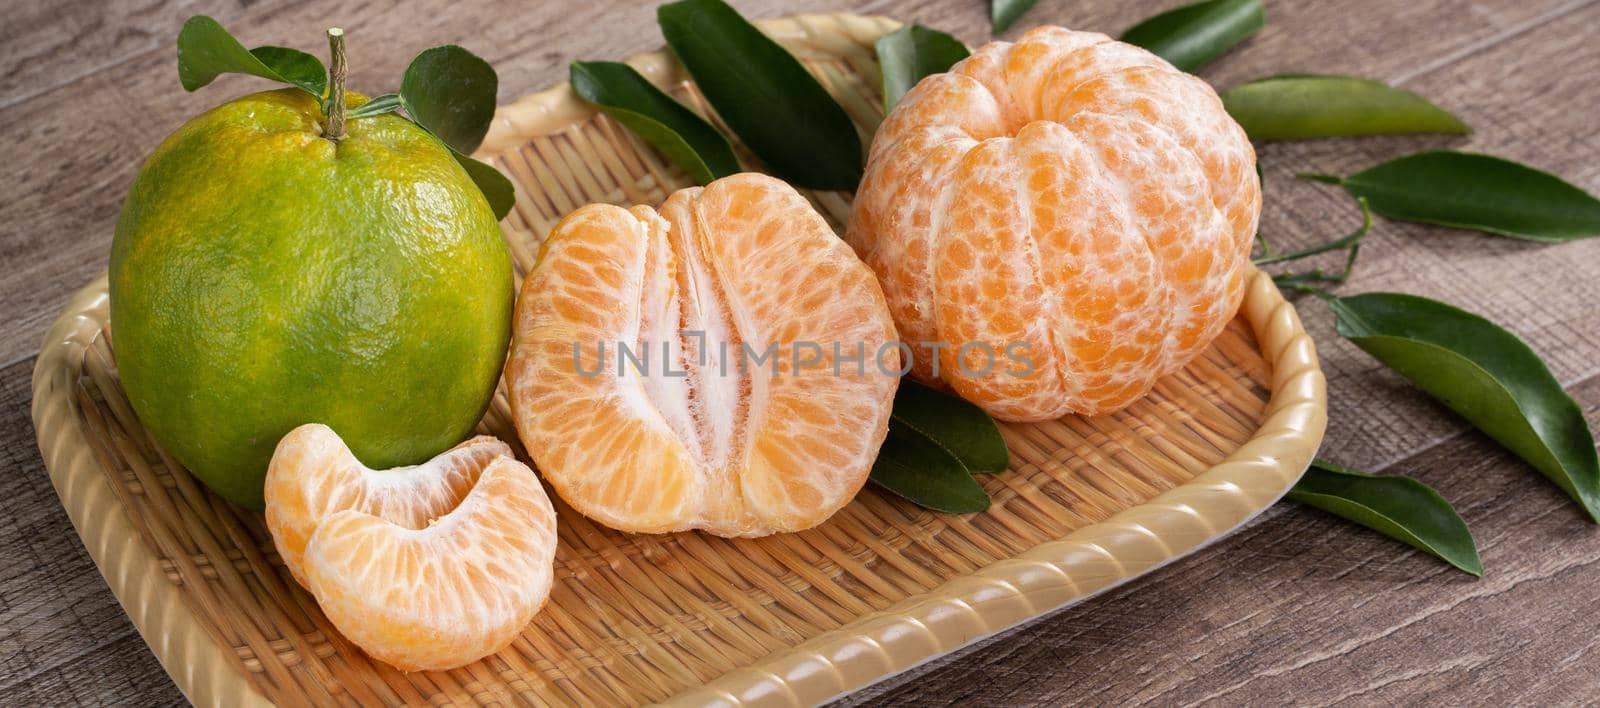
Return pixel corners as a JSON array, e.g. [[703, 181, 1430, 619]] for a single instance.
[[4, 0, 1599, 704]]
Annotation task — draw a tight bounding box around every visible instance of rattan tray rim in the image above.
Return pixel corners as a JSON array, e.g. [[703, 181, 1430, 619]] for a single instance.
[[30, 12, 1327, 706]]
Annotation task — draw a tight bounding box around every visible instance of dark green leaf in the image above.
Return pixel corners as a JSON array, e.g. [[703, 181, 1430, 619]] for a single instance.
[[891, 381, 1009, 474], [1222, 74, 1468, 141], [991, 0, 1040, 33], [1301, 151, 1600, 242], [248, 46, 328, 97], [176, 16, 326, 96], [452, 152, 515, 221], [1289, 459, 1482, 576], [570, 61, 739, 185], [1327, 292, 1600, 522], [400, 45, 498, 155], [347, 93, 402, 119], [876, 25, 970, 112], [1120, 0, 1265, 72], [871, 425, 992, 513], [657, 0, 863, 190]]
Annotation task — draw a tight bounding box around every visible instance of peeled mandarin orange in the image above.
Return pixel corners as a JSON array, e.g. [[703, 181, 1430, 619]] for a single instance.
[[264, 424, 557, 671], [506, 173, 898, 537], [847, 26, 1261, 421]]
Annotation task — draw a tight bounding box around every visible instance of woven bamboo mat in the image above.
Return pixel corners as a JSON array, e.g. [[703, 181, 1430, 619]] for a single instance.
[[30, 12, 1325, 707]]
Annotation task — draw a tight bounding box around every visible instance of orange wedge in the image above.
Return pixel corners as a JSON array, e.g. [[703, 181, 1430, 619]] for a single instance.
[[506, 173, 899, 537], [264, 424, 556, 671]]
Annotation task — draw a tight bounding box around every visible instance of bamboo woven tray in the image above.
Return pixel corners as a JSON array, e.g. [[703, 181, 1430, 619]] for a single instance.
[[30, 12, 1326, 707]]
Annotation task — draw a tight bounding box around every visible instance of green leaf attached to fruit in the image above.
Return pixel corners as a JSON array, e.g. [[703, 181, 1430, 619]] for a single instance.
[[451, 152, 517, 221], [177, 16, 326, 96], [175, 17, 515, 220], [347, 93, 403, 119], [390, 44, 514, 219], [400, 46, 499, 155]]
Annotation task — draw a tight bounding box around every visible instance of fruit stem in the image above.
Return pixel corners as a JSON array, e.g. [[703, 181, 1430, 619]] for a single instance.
[[323, 27, 348, 141]]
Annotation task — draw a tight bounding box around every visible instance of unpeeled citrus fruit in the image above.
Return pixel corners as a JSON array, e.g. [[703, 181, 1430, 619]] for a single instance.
[[847, 26, 1261, 421], [265, 424, 556, 671], [110, 89, 513, 509], [506, 173, 898, 537]]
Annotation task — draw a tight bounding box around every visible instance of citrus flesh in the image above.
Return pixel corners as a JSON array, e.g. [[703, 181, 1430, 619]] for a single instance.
[[265, 424, 513, 587], [266, 424, 557, 672], [109, 88, 513, 509], [847, 26, 1261, 421], [506, 173, 899, 537]]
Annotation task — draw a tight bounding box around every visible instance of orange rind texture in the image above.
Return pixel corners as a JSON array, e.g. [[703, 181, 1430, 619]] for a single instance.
[[847, 26, 1261, 421], [264, 424, 557, 671], [507, 173, 900, 537]]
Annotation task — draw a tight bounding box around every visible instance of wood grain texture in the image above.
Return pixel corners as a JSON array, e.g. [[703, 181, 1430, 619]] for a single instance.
[[0, 357, 184, 705], [847, 374, 1600, 706], [2, 0, 1599, 704]]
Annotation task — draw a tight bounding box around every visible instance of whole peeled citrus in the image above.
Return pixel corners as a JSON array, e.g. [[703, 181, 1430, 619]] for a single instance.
[[848, 26, 1260, 422], [110, 88, 513, 509]]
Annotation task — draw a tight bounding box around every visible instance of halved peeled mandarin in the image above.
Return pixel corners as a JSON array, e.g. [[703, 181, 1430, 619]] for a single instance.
[[264, 424, 557, 671], [847, 26, 1261, 421], [506, 173, 899, 537]]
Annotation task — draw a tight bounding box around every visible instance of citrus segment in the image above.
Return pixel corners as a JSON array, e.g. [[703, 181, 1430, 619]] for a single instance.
[[303, 456, 556, 672], [263, 424, 557, 671], [847, 26, 1260, 420], [264, 423, 512, 586], [508, 173, 898, 536]]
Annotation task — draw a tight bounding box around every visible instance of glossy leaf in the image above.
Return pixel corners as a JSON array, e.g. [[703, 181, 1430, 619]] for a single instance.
[[1222, 74, 1469, 141], [346, 93, 402, 119], [658, 0, 863, 190], [1302, 151, 1600, 242], [400, 45, 498, 155], [891, 381, 1009, 474], [1289, 459, 1482, 577], [248, 46, 329, 96], [876, 25, 970, 111], [870, 381, 1009, 512], [1327, 292, 1600, 522], [570, 61, 739, 185], [177, 16, 326, 96], [395, 45, 510, 219], [871, 425, 992, 513], [991, 0, 1040, 33], [452, 152, 516, 221], [1120, 0, 1265, 72]]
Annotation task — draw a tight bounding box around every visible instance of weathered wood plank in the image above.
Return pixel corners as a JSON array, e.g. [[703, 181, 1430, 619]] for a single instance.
[[846, 373, 1600, 705], [0, 0, 247, 107], [0, 357, 182, 704]]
